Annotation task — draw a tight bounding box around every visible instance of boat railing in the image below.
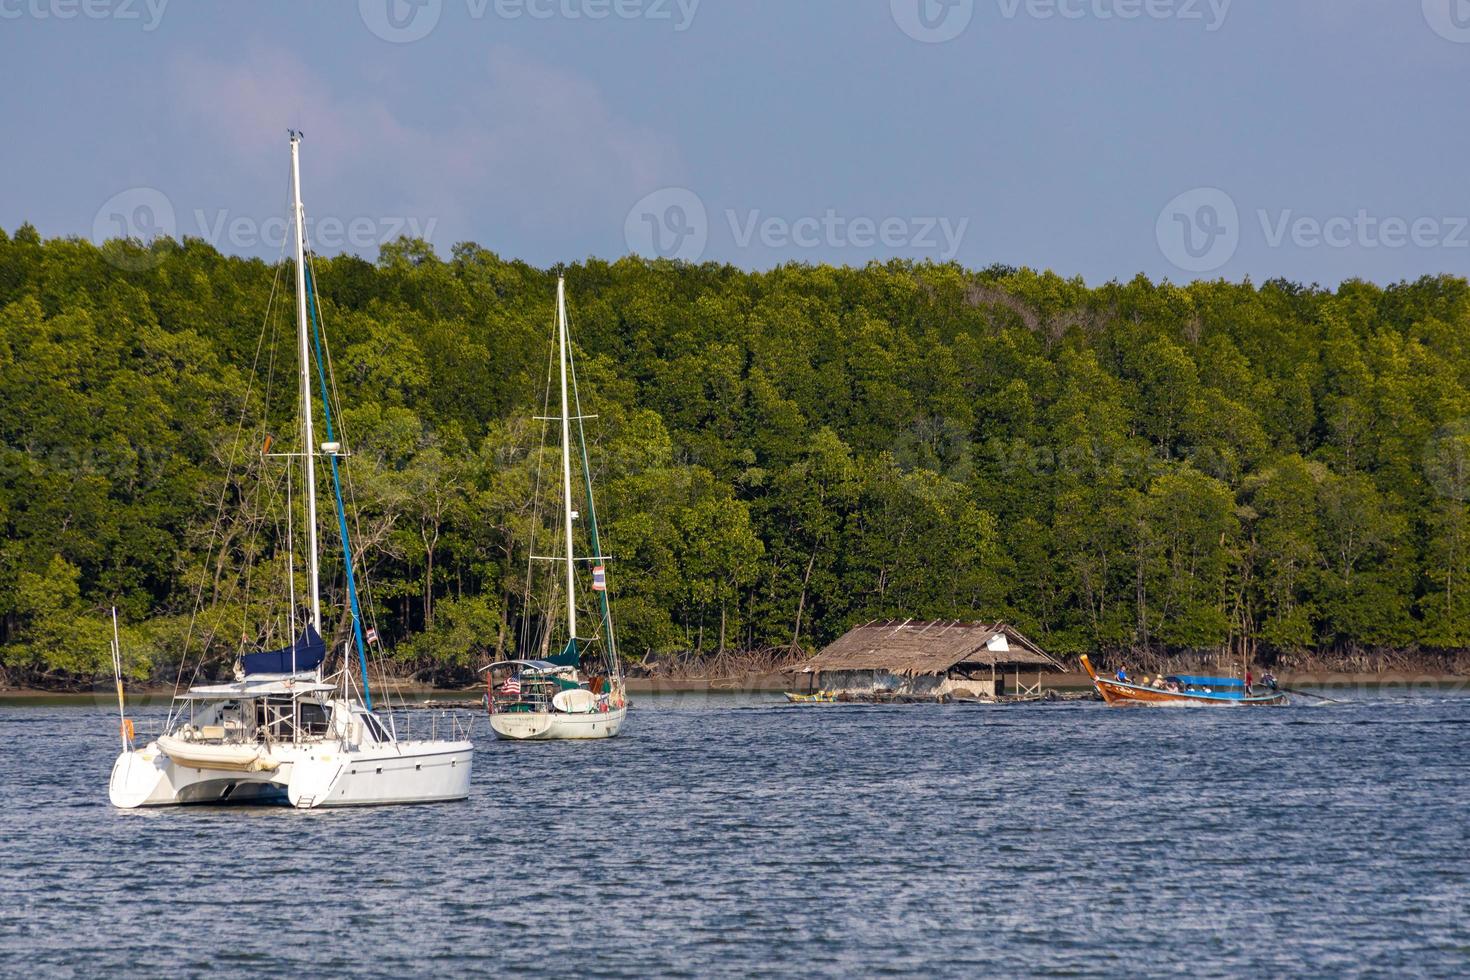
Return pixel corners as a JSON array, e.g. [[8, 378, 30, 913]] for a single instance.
[[486, 685, 625, 715], [486, 675, 563, 715], [487, 691, 556, 714], [380, 707, 475, 743]]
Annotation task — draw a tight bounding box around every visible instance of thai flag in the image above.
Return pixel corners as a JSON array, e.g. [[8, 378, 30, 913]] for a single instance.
[[592, 565, 607, 592], [364, 627, 379, 645]]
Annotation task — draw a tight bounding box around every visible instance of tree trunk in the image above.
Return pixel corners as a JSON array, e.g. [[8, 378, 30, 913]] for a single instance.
[[423, 547, 434, 628], [790, 548, 818, 654]]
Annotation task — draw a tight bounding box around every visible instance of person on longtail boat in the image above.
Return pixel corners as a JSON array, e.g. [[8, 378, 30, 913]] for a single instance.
[[1116, 666, 1129, 683], [1245, 668, 1254, 693]]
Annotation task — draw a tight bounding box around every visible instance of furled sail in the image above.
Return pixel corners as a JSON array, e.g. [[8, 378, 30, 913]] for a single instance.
[[242, 625, 326, 675]]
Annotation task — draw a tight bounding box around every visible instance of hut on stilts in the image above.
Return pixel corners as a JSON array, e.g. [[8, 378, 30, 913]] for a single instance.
[[785, 620, 1063, 701]]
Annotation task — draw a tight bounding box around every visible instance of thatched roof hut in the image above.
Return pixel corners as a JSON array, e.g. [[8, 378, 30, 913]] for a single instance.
[[786, 620, 1062, 699], [791, 620, 1062, 676]]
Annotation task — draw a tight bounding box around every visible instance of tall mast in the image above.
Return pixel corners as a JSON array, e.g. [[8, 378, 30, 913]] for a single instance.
[[557, 276, 577, 647], [290, 132, 322, 633]]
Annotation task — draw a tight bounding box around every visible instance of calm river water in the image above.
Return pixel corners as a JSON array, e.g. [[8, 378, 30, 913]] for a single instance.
[[1, 689, 1467, 977]]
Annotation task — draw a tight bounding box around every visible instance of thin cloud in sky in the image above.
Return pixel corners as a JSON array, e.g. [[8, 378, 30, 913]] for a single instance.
[[171, 43, 684, 256], [3, 2, 1467, 282]]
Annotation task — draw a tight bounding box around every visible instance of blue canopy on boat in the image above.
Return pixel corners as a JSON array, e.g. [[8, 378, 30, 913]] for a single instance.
[[242, 625, 326, 675], [1168, 674, 1245, 689]]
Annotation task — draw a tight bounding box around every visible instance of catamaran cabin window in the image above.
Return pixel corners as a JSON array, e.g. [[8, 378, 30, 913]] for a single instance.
[[298, 701, 330, 736], [358, 713, 390, 744]]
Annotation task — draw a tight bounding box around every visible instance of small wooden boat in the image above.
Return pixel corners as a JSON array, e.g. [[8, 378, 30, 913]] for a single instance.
[[1080, 655, 1288, 707], [784, 690, 836, 704]]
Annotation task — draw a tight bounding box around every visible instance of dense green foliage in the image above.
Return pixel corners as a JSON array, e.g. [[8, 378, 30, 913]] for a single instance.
[[2, 223, 1469, 683]]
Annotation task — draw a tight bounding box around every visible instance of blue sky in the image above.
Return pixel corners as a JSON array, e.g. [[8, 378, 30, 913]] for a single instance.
[[2, 0, 1467, 285]]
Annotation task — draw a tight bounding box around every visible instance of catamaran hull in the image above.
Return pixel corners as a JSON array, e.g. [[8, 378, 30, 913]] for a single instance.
[[108, 747, 290, 807], [489, 706, 626, 741], [109, 740, 473, 809]]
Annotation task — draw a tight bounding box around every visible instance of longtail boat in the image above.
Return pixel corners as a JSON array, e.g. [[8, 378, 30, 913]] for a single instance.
[[1080, 655, 1288, 707]]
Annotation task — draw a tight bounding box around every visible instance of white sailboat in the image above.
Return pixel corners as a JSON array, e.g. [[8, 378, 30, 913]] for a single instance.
[[108, 133, 473, 808], [481, 277, 627, 740]]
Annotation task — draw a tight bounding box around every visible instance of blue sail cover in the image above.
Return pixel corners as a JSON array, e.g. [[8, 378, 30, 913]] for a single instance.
[[242, 625, 327, 675], [1169, 675, 1246, 689]]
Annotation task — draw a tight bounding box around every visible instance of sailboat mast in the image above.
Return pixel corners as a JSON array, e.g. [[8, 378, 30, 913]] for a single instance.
[[290, 132, 322, 633], [557, 276, 577, 646]]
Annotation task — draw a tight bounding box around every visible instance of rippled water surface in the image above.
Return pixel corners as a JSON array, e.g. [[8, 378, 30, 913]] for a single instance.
[[2, 691, 1468, 977]]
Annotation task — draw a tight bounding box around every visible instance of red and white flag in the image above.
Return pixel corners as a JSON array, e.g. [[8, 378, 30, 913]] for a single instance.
[[592, 565, 607, 592], [364, 627, 379, 645]]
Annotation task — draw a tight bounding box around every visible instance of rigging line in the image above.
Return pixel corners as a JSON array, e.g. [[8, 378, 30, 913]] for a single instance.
[[257, 457, 300, 641], [302, 250, 374, 710], [564, 301, 620, 680], [178, 413, 299, 687], [234, 463, 282, 656], [255, 257, 295, 646], [520, 308, 558, 658], [176, 341, 295, 701], [167, 222, 292, 726], [172, 275, 281, 705], [171, 200, 292, 713], [254, 464, 306, 651], [514, 307, 552, 658], [230, 295, 302, 657], [334, 485, 393, 710], [175, 470, 288, 707], [334, 494, 385, 682], [302, 250, 347, 451], [304, 253, 400, 714], [286, 455, 296, 648], [257, 248, 287, 642], [304, 249, 400, 711]]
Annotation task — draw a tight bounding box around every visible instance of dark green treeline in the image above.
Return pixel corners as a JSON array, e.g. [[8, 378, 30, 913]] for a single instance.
[[2, 224, 1468, 682]]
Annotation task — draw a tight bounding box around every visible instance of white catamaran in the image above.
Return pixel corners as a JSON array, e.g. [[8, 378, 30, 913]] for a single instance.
[[108, 133, 473, 808], [481, 277, 627, 740]]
